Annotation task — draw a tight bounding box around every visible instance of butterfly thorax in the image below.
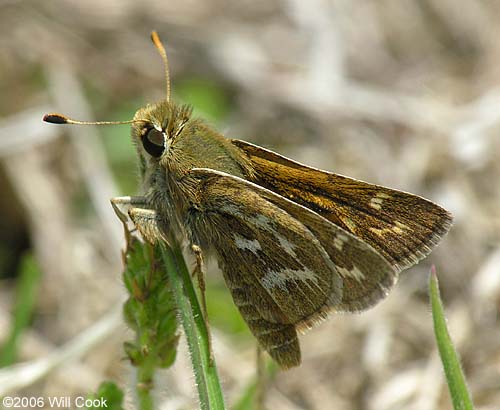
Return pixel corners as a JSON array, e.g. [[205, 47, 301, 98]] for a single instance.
[[131, 100, 254, 243]]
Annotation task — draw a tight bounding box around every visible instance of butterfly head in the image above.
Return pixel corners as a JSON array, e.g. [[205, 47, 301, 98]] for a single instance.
[[43, 31, 188, 170], [131, 100, 193, 160]]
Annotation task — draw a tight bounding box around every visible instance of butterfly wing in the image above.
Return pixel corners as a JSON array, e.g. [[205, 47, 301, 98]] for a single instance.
[[189, 168, 396, 368], [232, 140, 453, 272]]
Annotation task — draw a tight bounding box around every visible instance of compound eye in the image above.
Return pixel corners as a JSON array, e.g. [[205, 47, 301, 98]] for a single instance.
[[142, 128, 165, 157]]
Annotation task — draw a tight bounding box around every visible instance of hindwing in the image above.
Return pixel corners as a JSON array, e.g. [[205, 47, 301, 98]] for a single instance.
[[189, 168, 396, 367]]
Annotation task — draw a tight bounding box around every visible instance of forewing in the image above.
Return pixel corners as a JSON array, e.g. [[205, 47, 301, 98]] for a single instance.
[[232, 139, 453, 272]]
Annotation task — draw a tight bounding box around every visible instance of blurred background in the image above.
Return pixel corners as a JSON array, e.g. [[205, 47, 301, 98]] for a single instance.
[[1, 1, 499, 409]]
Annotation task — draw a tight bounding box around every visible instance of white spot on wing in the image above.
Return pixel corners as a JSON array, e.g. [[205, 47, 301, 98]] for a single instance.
[[276, 234, 297, 257], [233, 234, 262, 255], [220, 204, 274, 232], [370, 222, 410, 237], [249, 214, 273, 230], [370, 192, 392, 210], [261, 268, 320, 291], [369, 197, 384, 210], [222, 203, 300, 258], [337, 265, 366, 282], [340, 216, 357, 232], [395, 221, 409, 230], [370, 227, 387, 237], [392, 225, 404, 234], [333, 233, 349, 251]]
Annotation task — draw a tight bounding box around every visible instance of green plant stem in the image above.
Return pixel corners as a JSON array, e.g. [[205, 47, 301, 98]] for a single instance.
[[429, 266, 474, 410], [136, 347, 156, 410], [159, 239, 226, 410]]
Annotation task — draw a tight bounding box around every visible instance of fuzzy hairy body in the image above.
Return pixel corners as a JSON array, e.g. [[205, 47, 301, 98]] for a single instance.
[[129, 100, 452, 368]]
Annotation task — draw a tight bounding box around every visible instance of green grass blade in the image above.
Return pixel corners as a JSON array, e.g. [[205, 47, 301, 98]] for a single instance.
[[0, 253, 42, 366], [429, 266, 474, 410], [159, 240, 226, 410]]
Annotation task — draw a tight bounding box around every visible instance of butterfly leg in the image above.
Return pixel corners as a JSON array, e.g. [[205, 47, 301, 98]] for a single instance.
[[191, 244, 214, 364], [111, 196, 149, 257], [111, 195, 148, 213], [128, 208, 168, 245], [111, 196, 170, 245]]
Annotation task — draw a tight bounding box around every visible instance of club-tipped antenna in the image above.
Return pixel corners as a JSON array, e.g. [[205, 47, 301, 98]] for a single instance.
[[151, 31, 171, 102], [43, 113, 147, 126]]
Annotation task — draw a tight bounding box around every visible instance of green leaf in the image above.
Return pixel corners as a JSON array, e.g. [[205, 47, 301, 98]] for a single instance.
[[86, 381, 124, 410], [429, 266, 474, 410]]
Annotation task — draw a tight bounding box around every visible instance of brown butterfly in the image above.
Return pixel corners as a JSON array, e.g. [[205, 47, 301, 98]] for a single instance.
[[44, 32, 452, 369]]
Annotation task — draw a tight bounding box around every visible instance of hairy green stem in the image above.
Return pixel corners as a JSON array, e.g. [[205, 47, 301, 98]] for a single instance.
[[159, 239, 226, 410], [136, 347, 156, 410], [122, 238, 179, 410]]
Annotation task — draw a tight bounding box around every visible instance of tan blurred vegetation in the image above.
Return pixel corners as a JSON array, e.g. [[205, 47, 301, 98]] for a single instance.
[[1, 0, 500, 409]]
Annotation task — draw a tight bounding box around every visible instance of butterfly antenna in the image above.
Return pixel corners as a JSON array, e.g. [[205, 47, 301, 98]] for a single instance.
[[43, 113, 147, 126], [151, 31, 171, 102]]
